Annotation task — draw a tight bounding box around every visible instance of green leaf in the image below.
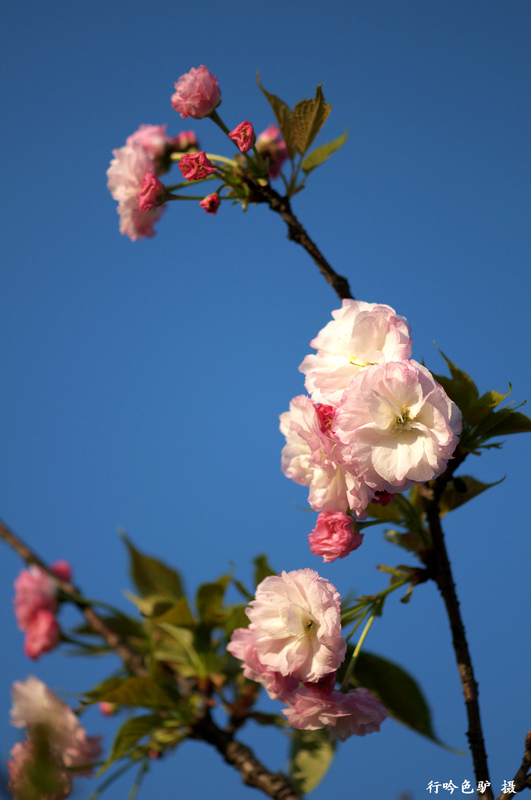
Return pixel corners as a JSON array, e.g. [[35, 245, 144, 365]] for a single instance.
[[121, 532, 184, 601], [196, 573, 231, 626], [466, 388, 513, 425], [288, 728, 336, 794], [365, 500, 403, 522], [256, 72, 295, 159], [291, 85, 332, 156], [107, 713, 161, 764], [92, 676, 180, 710], [150, 597, 196, 628], [154, 623, 206, 677], [223, 604, 250, 638], [439, 475, 505, 517], [253, 554, 277, 587], [301, 129, 348, 174], [430, 349, 479, 419], [346, 650, 457, 750], [475, 407, 531, 440]]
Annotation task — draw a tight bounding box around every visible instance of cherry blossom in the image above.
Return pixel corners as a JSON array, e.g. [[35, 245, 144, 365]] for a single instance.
[[137, 173, 165, 212], [245, 569, 346, 683], [11, 676, 102, 773], [171, 66, 221, 119], [227, 627, 298, 701], [107, 141, 166, 240], [279, 395, 373, 517], [282, 686, 387, 740], [334, 360, 462, 491], [299, 300, 413, 406]]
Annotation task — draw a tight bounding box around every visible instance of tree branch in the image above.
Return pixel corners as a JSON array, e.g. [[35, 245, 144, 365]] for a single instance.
[[1, 518, 302, 799], [494, 731, 531, 799], [254, 181, 354, 302], [419, 451, 493, 800], [0, 517, 148, 678], [191, 710, 302, 800]]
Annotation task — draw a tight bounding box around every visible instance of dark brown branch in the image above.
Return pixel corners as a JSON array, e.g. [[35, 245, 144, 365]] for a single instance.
[[0, 517, 148, 678], [191, 710, 302, 800], [419, 450, 493, 800], [494, 731, 531, 799], [254, 181, 354, 302]]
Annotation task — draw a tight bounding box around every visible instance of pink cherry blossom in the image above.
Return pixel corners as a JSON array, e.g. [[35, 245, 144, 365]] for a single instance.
[[24, 609, 61, 659], [126, 124, 174, 163], [8, 740, 72, 800], [11, 677, 102, 774], [14, 565, 57, 630], [228, 121, 256, 153], [279, 395, 373, 517], [299, 300, 413, 406], [137, 173, 165, 212], [334, 360, 462, 491], [107, 141, 166, 240], [246, 569, 346, 683], [171, 66, 221, 119], [282, 686, 387, 741], [227, 627, 298, 701], [309, 511, 364, 562], [199, 193, 220, 215], [178, 151, 218, 181], [50, 561, 72, 582], [256, 124, 289, 178]]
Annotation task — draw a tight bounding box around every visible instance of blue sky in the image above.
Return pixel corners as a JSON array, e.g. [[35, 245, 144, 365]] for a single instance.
[[1, 1, 530, 798]]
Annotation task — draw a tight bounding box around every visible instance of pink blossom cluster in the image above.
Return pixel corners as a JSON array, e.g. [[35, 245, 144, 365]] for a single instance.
[[171, 65, 221, 120], [13, 561, 71, 659], [280, 300, 462, 558], [107, 123, 198, 240], [228, 569, 387, 740], [8, 676, 102, 799]]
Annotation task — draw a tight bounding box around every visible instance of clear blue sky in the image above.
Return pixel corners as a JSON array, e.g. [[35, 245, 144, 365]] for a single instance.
[[1, 1, 530, 798]]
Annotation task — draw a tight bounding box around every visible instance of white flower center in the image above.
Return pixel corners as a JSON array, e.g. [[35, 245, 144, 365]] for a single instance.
[[284, 603, 319, 640], [347, 353, 375, 368]]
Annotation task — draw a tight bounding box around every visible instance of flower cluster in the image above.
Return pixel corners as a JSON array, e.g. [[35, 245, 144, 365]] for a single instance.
[[13, 561, 71, 659], [280, 300, 462, 557], [228, 569, 387, 740], [107, 123, 198, 241], [8, 676, 102, 799]]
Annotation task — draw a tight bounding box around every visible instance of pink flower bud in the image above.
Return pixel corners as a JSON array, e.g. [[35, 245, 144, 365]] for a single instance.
[[23, 609, 61, 659], [228, 121, 256, 154], [199, 193, 220, 215], [308, 511, 364, 563], [256, 124, 289, 178], [178, 151, 218, 181], [173, 130, 199, 152], [98, 701, 117, 716], [51, 560, 72, 582], [137, 172, 165, 212], [171, 66, 221, 119]]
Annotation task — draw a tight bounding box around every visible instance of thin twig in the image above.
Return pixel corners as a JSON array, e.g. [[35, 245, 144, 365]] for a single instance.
[[494, 731, 531, 799], [253, 181, 354, 302]]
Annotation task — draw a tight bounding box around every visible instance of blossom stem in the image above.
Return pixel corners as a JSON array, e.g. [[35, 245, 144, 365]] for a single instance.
[[87, 758, 139, 800], [340, 613, 376, 693]]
